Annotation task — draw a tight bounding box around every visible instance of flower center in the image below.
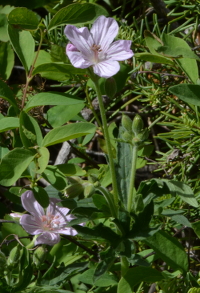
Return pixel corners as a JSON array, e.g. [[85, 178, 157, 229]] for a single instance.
[[90, 44, 102, 64], [40, 214, 60, 231]]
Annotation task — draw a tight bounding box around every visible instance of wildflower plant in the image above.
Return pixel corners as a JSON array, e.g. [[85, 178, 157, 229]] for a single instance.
[[0, 1, 200, 293]]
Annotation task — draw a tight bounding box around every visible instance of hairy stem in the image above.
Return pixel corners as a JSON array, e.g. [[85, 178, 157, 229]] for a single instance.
[[127, 144, 138, 213]]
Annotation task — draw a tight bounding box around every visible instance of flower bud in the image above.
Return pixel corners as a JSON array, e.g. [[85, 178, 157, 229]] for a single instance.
[[137, 129, 149, 141], [84, 183, 95, 198], [132, 115, 144, 135], [104, 77, 117, 98], [122, 115, 132, 133], [122, 131, 133, 142], [7, 244, 21, 269], [33, 246, 47, 269], [66, 183, 84, 198]]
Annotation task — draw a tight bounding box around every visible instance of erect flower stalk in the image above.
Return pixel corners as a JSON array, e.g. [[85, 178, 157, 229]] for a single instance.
[[89, 70, 119, 213]]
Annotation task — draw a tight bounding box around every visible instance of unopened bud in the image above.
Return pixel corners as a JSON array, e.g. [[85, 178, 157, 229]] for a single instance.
[[33, 246, 47, 268], [7, 245, 21, 269], [66, 183, 84, 198], [122, 115, 132, 133], [104, 77, 117, 98], [132, 115, 144, 135], [84, 183, 95, 198], [137, 129, 149, 141], [122, 131, 133, 142]]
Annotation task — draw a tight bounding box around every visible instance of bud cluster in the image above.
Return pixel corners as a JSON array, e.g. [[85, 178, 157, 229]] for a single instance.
[[121, 114, 149, 146]]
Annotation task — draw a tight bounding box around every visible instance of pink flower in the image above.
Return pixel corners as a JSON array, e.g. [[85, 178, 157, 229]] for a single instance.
[[20, 190, 78, 246], [64, 15, 134, 78]]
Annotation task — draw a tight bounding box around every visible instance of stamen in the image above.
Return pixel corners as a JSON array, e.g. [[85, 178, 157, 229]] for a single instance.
[[91, 44, 102, 52]]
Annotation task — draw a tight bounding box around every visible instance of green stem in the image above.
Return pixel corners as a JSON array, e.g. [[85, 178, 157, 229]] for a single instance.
[[97, 186, 118, 218], [127, 144, 138, 213], [89, 71, 119, 211]]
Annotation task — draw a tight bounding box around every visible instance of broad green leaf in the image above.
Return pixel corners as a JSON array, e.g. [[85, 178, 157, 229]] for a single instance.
[[24, 92, 84, 112], [192, 220, 200, 238], [117, 266, 164, 293], [171, 215, 192, 228], [163, 179, 198, 207], [8, 24, 35, 73], [0, 79, 18, 108], [8, 7, 39, 30], [33, 186, 49, 208], [135, 52, 174, 65], [42, 122, 96, 147], [34, 50, 52, 67], [32, 63, 86, 81], [0, 117, 19, 132], [2, 215, 30, 247], [79, 268, 117, 287], [56, 163, 86, 176], [169, 84, 200, 106], [48, 3, 108, 30], [0, 13, 9, 42], [47, 103, 85, 128], [19, 111, 43, 147], [0, 42, 14, 79], [161, 34, 198, 83], [144, 30, 163, 54], [0, 148, 36, 186], [145, 230, 188, 273], [42, 165, 68, 190], [37, 147, 50, 174]]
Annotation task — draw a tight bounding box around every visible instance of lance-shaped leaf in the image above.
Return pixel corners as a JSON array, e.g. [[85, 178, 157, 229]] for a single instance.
[[41, 122, 96, 147], [8, 24, 35, 73], [169, 84, 200, 107], [0, 148, 36, 186], [0, 117, 19, 132], [48, 3, 108, 31], [0, 79, 18, 108], [145, 230, 188, 273], [0, 42, 14, 80]]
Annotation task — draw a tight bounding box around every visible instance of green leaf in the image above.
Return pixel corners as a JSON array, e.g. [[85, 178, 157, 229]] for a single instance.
[[41, 122, 96, 147], [161, 34, 198, 83], [145, 230, 188, 273], [0, 13, 9, 42], [37, 147, 50, 174], [79, 268, 117, 287], [0, 117, 19, 132], [8, 7, 39, 30], [8, 24, 35, 73], [144, 30, 163, 54], [135, 52, 174, 65], [0, 79, 18, 108], [169, 84, 200, 106], [163, 179, 198, 207], [24, 91, 84, 112], [56, 163, 86, 177], [42, 165, 67, 190], [33, 186, 49, 208], [32, 63, 86, 81], [2, 215, 30, 247], [0, 42, 14, 79], [192, 220, 200, 239], [47, 103, 85, 128], [34, 50, 52, 67], [19, 111, 43, 147], [48, 3, 108, 31], [117, 266, 164, 293], [0, 148, 36, 186]]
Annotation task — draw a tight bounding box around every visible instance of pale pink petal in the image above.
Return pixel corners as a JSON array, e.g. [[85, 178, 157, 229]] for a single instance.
[[35, 232, 60, 246], [67, 50, 92, 69], [93, 60, 120, 78], [20, 214, 43, 235], [106, 40, 134, 61], [21, 191, 44, 217], [64, 25, 94, 60], [90, 16, 119, 52], [56, 227, 77, 236]]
